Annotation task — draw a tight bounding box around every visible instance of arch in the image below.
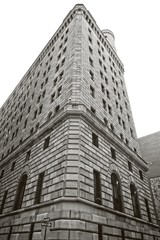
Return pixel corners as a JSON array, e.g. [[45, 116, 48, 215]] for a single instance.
[[130, 182, 141, 218], [13, 173, 28, 210], [111, 172, 124, 212]]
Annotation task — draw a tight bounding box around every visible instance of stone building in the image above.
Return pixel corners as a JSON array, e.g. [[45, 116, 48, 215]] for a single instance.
[[0, 4, 160, 240], [138, 132, 160, 226]]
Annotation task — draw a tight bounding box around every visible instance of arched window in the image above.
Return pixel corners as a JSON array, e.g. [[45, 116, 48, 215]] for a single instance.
[[130, 183, 141, 218], [13, 173, 27, 210], [111, 172, 124, 212]]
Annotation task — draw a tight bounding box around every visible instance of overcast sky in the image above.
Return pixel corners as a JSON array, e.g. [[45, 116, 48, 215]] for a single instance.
[[0, 0, 160, 138]]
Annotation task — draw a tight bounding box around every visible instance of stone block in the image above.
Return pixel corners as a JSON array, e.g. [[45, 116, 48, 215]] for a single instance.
[[55, 220, 85, 230]]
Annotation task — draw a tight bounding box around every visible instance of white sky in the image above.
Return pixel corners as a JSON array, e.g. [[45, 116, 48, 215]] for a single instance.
[[0, 0, 160, 138]]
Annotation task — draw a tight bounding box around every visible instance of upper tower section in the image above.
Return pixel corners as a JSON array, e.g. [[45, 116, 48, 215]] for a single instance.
[[102, 29, 116, 52]]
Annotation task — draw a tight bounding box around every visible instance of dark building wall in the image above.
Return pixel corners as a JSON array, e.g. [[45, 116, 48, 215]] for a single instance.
[[138, 132, 160, 225]]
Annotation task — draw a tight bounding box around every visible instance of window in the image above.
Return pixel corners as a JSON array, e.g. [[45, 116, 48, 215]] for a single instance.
[[100, 71, 103, 80], [99, 59, 102, 66], [118, 116, 121, 125], [29, 223, 34, 240], [139, 170, 143, 180], [120, 133, 124, 140], [59, 71, 64, 80], [38, 105, 42, 116], [125, 101, 128, 109], [55, 105, 60, 113], [89, 57, 93, 67], [105, 77, 108, 85], [11, 161, 16, 172], [90, 86, 95, 98], [92, 132, 99, 147], [91, 106, 96, 114], [0, 190, 8, 214], [127, 114, 130, 122], [37, 95, 41, 103], [0, 169, 4, 179], [45, 77, 48, 85], [101, 84, 105, 93], [118, 92, 121, 100], [43, 136, 50, 150], [104, 118, 108, 125], [102, 99, 106, 110], [111, 147, 116, 160], [51, 92, 55, 103], [28, 106, 31, 113], [57, 86, 62, 97], [54, 77, 57, 86], [106, 90, 110, 99], [111, 172, 124, 212], [34, 171, 45, 204], [93, 170, 102, 204], [42, 90, 46, 98], [108, 105, 112, 115], [13, 174, 27, 210], [89, 70, 94, 80], [34, 110, 38, 119], [55, 64, 59, 73], [24, 119, 28, 129], [98, 224, 103, 240], [110, 124, 114, 132], [25, 150, 31, 162], [89, 46, 93, 54], [144, 198, 151, 222], [122, 121, 126, 130], [128, 161, 132, 172], [88, 36, 92, 44], [130, 128, 134, 138], [61, 58, 65, 67], [130, 183, 141, 218], [47, 112, 52, 120]]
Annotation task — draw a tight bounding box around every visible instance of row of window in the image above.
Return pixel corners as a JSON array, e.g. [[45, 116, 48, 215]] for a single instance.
[[0, 167, 150, 223], [93, 169, 151, 222], [92, 132, 142, 179]]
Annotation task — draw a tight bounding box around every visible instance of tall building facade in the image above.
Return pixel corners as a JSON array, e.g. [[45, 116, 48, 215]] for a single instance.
[[138, 132, 160, 226], [0, 4, 160, 240]]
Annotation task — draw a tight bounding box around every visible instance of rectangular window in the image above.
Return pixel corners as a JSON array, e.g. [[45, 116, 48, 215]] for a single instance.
[[93, 170, 102, 204], [144, 198, 151, 222], [100, 71, 103, 80], [89, 46, 93, 54], [51, 92, 55, 103], [43, 136, 50, 150], [106, 90, 110, 99], [102, 99, 106, 110], [59, 71, 64, 80], [34, 110, 38, 119], [111, 147, 116, 160], [61, 58, 65, 67], [92, 132, 99, 147], [108, 105, 112, 115], [0, 190, 8, 214], [89, 57, 93, 67], [89, 70, 94, 80], [101, 84, 105, 93], [128, 161, 132, 172], [0, 169, 4, 179], [91, 106, 96, 114], [98, 224, 103, 240], [55, 64, 59, 73], [24, 119, 28, 129], [25, 150, 31, 162], [57, 86, 62, 97], [11, 161, 16, 172], [39, 105, 43, 115], [88, 36, 92, 44], [54, 77, 58, 86], [34, 171, 45, 204], [90, 86, 95, 98], [139, 170, 143, 180]]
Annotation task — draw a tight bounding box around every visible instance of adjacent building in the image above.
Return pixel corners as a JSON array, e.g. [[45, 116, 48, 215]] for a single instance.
[[138, 131, 160, 226], [0, 4, 160, 240]]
